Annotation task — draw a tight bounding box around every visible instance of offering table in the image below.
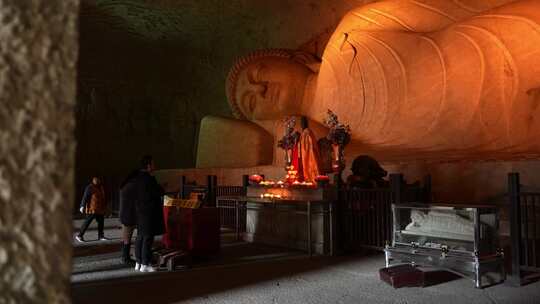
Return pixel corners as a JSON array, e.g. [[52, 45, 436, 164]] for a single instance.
[[242, 185, 337, 256]]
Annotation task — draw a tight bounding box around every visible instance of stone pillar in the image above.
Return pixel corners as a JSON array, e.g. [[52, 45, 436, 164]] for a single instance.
[[0, 1, 79, 303]]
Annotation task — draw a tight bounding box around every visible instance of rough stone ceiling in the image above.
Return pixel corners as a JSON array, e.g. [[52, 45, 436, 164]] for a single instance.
[[80, 0, 191, 43]]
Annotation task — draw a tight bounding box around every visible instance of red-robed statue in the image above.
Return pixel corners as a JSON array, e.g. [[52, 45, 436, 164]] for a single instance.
[[280, 116, 321, 183]]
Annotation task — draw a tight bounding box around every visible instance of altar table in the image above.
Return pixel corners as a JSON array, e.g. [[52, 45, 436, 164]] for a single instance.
[[239, 186, 337, 256]]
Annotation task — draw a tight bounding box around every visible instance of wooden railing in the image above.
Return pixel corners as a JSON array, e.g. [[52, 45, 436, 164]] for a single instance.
[[179, 173, 431, 252], [338, 174, 431, 252], [216, 185, 246, 234], [508, 172, 540, 285], [180, 175, 217, 206]]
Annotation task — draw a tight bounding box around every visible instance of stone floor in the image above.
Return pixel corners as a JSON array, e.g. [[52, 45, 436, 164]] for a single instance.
[[71, 217, 304, 283], [71, 218, 540, 304]]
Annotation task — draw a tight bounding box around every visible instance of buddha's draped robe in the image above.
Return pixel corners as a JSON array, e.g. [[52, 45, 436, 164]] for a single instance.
[[312, 0, 540, 159]]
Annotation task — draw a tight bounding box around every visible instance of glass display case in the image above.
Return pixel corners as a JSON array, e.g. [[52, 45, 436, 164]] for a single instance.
[[385, 203, 505, 288]]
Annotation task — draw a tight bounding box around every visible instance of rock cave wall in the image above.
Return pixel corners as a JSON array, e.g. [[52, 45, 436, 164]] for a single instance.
[[0, 1, 79, 302]]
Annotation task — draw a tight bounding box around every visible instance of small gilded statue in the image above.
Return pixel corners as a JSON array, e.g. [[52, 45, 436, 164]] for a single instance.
[[324, 110, 351, 173], [277, 116, 300, 166]]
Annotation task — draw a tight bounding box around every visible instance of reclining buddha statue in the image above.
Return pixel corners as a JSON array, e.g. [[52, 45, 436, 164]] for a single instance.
[[404, 209, 475, 241], [197, 0, 540, 168]]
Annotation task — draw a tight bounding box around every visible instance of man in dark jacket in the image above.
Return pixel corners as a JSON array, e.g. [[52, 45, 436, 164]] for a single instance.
[[118, 169, 140, 265], [134, 155, 165, 272]]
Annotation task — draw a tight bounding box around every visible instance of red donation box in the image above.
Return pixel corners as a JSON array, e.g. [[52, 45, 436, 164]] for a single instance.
[[163, 204, 220, 256]]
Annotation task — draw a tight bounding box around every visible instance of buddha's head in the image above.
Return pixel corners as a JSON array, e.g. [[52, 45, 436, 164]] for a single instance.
[[226, 49, 319, 120]]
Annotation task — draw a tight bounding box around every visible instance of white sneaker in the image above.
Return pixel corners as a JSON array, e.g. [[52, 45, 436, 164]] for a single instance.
[[140, 265, 156, 272], [134, 263, 141, 271]]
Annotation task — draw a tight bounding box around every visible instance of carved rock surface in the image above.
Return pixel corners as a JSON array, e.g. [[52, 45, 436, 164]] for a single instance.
[[0, 0, 78, 303]]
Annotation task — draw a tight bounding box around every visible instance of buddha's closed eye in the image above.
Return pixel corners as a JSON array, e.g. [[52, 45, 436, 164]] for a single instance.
[[241, 91, 257, 115]]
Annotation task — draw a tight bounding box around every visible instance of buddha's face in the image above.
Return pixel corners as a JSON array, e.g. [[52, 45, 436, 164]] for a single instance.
[[235, 57, 312, 120]]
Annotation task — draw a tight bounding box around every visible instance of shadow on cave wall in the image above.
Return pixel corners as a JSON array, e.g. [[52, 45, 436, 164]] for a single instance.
[[76, 0, 230, 208]]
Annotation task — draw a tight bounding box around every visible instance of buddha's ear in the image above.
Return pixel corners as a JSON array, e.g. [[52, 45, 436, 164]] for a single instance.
[[306, 62, 321, 73], [291, 50, 321, 73]]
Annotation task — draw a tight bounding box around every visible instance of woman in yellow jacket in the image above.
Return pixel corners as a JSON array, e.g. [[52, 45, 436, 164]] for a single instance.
[[76, 176, 109, 242]]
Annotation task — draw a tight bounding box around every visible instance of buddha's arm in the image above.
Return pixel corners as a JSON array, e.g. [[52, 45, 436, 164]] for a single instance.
[[332, 0, 515, 39], [319, 0, 540, 154], [196, 116, 274, 168]]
